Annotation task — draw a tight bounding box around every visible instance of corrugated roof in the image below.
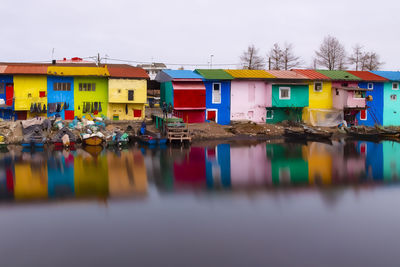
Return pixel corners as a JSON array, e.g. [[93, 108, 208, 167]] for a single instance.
[[47, 66, 109, 76], [194, 69, 233, 80], [224, 69, 275, 79], [346, 71, 388, 82], [0, 65, 7, 73], [316, 70, 361, 81], [292, 69, 331, 80], [370, 71, 400, 81], [265, 70, 307, 79], [4, 65, 48, 75], [163, 70, 203, 79], [107, 65, 149, 79]]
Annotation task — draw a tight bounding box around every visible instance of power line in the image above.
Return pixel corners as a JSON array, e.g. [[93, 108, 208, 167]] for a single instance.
[[102, 57, 238, 67]]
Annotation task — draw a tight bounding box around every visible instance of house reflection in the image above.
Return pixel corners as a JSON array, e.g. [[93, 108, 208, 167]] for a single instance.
[[47, 151, 75, 198], [205, 144, 231, 189]]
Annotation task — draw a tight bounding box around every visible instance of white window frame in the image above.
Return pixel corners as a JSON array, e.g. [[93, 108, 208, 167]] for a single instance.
[[266, 109, 274, 119], [212, 83, 221, 104], [279, 87, 291, 100], [367, 83, 374, 90], [314, 82, 323, 92], [391, 94, 397, 101], [360, 109, 367, 121], [206, 108, 218, 123], [392, 82, 399, 90]]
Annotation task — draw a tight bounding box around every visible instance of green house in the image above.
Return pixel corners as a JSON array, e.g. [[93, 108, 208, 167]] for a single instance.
[[265, 70, 309, 123]]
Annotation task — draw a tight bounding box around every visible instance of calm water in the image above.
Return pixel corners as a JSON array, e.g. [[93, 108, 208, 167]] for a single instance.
[[1, 140, 400, 266]]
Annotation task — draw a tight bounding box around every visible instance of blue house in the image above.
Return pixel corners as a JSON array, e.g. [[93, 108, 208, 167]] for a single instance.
[[0, 75, 14, 120], [47, 76, 75, 120], [370, 71, 400, 126], [194, 69, 232, 125]]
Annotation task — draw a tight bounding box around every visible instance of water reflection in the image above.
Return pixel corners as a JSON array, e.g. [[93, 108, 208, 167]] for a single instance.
[[0, 139, 399, 202]]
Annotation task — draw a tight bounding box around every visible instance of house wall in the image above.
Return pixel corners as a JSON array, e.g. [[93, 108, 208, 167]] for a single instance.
[[108, 78, 147, 120], [13, 75, 47, 118], [357, 82, 384, 126], [47, 76, 74, 119], [331, 81, 358, 109], [271, 84, 309, 107], [266, 108, 303, 123], [160, 81, 173, 106], [205, 80, 230, 125], [230, 80, 271, 123], [383, 81, 400, 126], [108, 78, 147, 104], [108, 103, 145, 120], [308, 81, 332, 109], [346, 90, 366, 108], [74, 77, 108, 118]]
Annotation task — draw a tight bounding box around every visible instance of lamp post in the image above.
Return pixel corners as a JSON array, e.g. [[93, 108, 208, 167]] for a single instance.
[[210, 54, 214, 69]]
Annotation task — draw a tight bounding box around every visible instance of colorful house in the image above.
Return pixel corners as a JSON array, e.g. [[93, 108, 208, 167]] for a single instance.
[[347, 71, 387, 126], [156, 70, 206, 123], [224, 69, 275, 123], [316, 70, 364, 126], [370, 71, 400, 126], [47, 65, 109, 119], [264, 70, 309, 123], [292, 69, 338, 126], [194, 69, 233, 125], [107, 65, 149, 121], [47, 152, 75, 198], [46, 74, 75, 120], [0, 70, 14, 120], [7, 64, 49, 120]]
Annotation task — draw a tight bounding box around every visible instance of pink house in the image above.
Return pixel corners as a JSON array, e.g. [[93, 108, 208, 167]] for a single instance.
[[316, 70, 367, 125], [224, 70, 275, 123]]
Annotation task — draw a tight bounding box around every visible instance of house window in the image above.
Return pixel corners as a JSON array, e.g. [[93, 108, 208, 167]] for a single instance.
[[212, 83, 221, 104], [336, 89, 339, 95], [354, 91, 365, 98], [0, 83, 4, 94], [128, 90, 134, 101], [360, 110, 367, 120], [393, 83, 399, 90], [367, 83, 373, 90], [266, 109, 274, 119], [54, 82, 71, 91], [79, 83, 96, 92], [342, 82, 349, 87], [279, 87, 290, 99], [314, 82, 323, 92], [391, 94, 397, 101]]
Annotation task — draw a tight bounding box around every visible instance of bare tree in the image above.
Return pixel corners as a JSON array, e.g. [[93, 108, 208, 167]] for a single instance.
[[362, 51, 384, 71], [240, 44, 265, 70], [281, 43, 303, 70], [315, 35, 347, 70], [268, 43, 282, 70], [348, 44, 364, 71]]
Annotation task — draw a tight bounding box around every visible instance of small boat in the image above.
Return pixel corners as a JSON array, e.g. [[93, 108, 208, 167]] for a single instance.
[[375, 125, 400, 139], [136, 135, 158, 145], [344, 126, 380, 141], [52, 127, 77, 148], [81, 132, 105, 146], [106, 130, 130, 147], [303, 127, 333, 140], [21, 125, 47, 148], [284, 128, 306, 139]]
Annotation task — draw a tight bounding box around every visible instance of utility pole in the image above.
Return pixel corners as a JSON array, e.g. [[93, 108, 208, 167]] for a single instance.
[[97, 53, 100, 66], [268, 57, 271, 70], [210, 55, 214, 69]]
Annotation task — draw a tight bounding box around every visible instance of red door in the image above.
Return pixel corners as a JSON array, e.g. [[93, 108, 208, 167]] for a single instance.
[[207, 110, 216, 122], [64, 110, 74, 120], [5, 83, 13, 106]]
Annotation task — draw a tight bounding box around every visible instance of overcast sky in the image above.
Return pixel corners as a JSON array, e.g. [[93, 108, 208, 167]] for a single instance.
[[1, 0, 399, 70]]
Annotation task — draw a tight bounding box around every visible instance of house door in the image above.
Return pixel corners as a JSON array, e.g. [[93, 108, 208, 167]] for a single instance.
[[207, 110, 217, 122], [5, 83, 13, 106], [16, 111, 27, 120]]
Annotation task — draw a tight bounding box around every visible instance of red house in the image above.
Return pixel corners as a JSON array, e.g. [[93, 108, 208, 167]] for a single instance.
[[156, 70, 206, 123]]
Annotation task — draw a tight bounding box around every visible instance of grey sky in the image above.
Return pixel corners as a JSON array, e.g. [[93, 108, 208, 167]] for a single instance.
[[1, 0, 399, 70]]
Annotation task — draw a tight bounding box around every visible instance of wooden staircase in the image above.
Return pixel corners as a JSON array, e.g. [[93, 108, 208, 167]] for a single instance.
[[166, 122, 191, 143]]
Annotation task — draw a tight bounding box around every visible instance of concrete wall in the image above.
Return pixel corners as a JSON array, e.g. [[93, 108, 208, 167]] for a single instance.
[[14, 75, 47, 118], [74, 77, 108, 118], [230, 80, 271, 123]]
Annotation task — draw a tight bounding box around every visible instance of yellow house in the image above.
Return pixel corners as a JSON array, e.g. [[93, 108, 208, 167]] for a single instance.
[[13, 70, 48, 119], [107, 150, 148, 197], [107, 65, 149, 120], [14, 162, 48, 200], [292, 70, 334, 126]]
